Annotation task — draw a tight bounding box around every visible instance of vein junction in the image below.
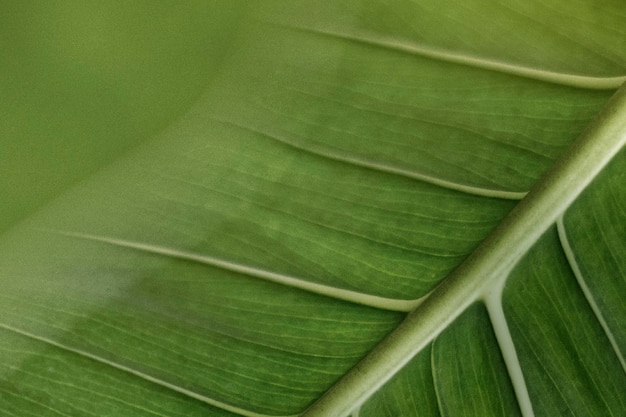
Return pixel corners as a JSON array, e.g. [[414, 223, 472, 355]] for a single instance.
[[482, 280, 535, 417], [301, 82, 626, 417]]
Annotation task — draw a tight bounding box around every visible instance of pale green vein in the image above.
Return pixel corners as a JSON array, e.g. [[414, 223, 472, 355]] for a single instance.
[[250, 95, 537, 193], [556, 217, 626, 372], [483, 282, 534, 417], [180, 169, 466, 256], [3, 303, 320, 393], [282, 84, 555, 164], [50, 231, 423, 312], [211, 117, 527, 200], [195, 156, 499, 227], [191, 139, 519, 208], [131, 195, 355, 286], [301, 82, 626, 417], [168, 195, 437, 287], [507, 307, 579, 416], [1, 292, 358, 376], [258, 91, 540, 186], [0, 324, 296, 417], [0, 402, 22, 417], [1, 363, 173, 417], [430, 344, 445, 417], [281, 24, 626, 90], [0, 387, 74, 417], [500, 1, 624, 69]]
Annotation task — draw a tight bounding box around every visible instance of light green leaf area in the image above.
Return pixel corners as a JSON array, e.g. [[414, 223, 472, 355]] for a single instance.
[[0, 0, 246, 232], [0, 1, 625, 417], [264, 0, 626, 77], [208, 23, 611, 195]]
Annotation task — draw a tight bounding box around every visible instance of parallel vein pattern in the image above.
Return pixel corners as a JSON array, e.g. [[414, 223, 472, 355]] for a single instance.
[[207, 22, 612, 194], [301, 84, 626, 415], [1, 1, 625, 416], [0, 324, 289, 417], [353, 151, 625, 417]]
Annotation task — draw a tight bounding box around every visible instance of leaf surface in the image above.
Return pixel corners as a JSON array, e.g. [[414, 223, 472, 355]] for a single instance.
[[0, 1, 625, 416]]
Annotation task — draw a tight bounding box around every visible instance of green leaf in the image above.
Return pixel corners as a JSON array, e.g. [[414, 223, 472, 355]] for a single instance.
[[0, 1, 624, 416]]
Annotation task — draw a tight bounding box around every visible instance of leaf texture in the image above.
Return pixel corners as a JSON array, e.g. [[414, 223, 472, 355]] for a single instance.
[[0, 1, 625, 416]]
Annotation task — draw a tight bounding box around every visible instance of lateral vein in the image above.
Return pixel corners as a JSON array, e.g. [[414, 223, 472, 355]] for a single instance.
[[280, 24, 626, 90], [211, 117, 526, 200], [557, 218, 626, 373], [300, 82, 626, 417], [0, 323, 296, 417], [482, 281, 535, 417], [50, 230, 423, 312]]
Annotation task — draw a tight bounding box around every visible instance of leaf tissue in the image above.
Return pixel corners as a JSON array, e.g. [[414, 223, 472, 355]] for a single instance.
[[0, 1, 624, 416]]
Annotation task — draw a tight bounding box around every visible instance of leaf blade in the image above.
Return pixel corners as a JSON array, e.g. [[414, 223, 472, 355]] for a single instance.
[[1, 1, 625, 416]]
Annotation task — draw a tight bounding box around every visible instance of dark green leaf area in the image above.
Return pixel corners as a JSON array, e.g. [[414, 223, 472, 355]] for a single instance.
[[562, 148, 626, 356], [209, 23, 612, 194], [432, 304, 522, 417], [504, 229, 626, 417], [360, 345, 439, 417], [0, 234, 403, 415], [0, 330, 237, 417]]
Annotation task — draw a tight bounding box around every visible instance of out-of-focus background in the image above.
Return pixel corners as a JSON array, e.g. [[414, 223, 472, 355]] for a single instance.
[[0, 1, 245, 232]]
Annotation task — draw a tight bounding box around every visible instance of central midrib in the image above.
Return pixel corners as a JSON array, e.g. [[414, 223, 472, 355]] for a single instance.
[[300, 82, 626, 417]]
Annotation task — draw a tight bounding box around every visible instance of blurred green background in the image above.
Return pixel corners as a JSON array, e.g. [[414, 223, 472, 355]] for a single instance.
[[0, 1, 245, 232]]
